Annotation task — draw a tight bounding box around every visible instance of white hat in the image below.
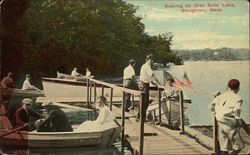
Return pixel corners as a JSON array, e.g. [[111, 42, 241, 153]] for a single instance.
[[23, 98, 32, 105], [42, 101, 54, 107]]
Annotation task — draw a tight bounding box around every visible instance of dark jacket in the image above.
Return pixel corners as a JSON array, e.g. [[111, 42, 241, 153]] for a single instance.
[[38, 108, 72, 132], [13, 107, 41, 129]]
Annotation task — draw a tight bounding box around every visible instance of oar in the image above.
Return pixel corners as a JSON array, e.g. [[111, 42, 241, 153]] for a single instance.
[[0, 123, 29, 137]]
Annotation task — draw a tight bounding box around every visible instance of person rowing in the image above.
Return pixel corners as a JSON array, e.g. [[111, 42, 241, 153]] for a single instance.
[[71, 67, 81, 77]]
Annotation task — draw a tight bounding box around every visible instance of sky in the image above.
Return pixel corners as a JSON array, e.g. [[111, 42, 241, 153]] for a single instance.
[[125, 0, 249, 50]]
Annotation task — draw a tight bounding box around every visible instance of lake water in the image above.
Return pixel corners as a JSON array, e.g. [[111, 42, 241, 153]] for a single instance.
[[167, 61, 250, 125]]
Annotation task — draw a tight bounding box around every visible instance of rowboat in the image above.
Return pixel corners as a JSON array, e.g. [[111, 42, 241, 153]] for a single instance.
[[0, 126, 123, 148], [0, 87, 45, 98], [42, 70, 191, 102], [147, 98, 191, 124]]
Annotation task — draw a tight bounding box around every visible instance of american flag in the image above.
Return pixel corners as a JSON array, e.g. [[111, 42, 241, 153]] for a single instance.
[[182, 72, 193, 89]]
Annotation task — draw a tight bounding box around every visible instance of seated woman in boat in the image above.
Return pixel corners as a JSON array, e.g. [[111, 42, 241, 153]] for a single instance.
[[75, 96, 116, 132], [0, 102, 12, 130], [36, 101, 73, 132], [162, 78, 179, 101], [13, 98, 44, 130]]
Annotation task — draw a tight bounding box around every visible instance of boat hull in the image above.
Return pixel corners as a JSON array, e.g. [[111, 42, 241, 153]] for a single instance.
[[0, 126, 123, 148], [148, 99, 191, 123], [1, 87, 45, 98], [42, 78, 124, 99]]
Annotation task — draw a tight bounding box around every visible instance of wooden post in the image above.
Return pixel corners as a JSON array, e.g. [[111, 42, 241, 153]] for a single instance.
[[132, 94, 135, 109], [93, 82, 97, 119], [101, 85, 104, 96], [94, 83, 97, 103], [179, 90, 185, 134], [139, 92, 145, 155], [86, 79, 90, 120], [158, 88, 162, 125], [168, 100, 172, 125], [87, 79, 89, 107], [213, 116, 220, 154], [121, 92, 126, 153], [89, 82, 92, 106], [110, 88, 113, 111]]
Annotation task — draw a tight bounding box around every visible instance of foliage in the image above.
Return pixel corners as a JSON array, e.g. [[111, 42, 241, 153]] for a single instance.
[[2, 0, 182, 87]]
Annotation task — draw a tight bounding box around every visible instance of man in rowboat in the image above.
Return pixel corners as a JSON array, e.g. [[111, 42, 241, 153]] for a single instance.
[[21, 74, 39, 90], [36, 101, 73, 132], [13, 98, 44, 130], [123, 59, 138, 112], [1, 72, 14, 88], [209, 79, 244, 155], [71, 67, 81, 77]]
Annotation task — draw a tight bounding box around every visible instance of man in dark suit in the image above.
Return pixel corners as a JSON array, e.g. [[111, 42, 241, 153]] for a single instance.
[[13, 98, 43, 130]]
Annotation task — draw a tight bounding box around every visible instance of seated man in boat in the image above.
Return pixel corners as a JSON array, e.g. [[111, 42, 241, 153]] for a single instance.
[[21, 74, 39, 90], [36, 101, 73, 132], [85, 67, 94, 78], [0, 101, 13, 130], [71, 67, 81, 77], [75, 96, 116, 132], [1, 72, 15, 88], [13, 98, 44, 130]]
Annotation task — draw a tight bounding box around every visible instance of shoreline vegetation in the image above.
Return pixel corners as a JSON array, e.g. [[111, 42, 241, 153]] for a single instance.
[[174, 48, 249, 61], [2, 0, 181, 83]]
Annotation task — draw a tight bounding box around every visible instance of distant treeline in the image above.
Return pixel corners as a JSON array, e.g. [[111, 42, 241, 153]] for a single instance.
[[1, 0, 182, 88], [174, 48, 250, 61]]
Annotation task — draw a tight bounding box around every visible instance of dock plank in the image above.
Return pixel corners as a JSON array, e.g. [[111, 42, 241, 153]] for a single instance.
[[117, 115, 211, 155]]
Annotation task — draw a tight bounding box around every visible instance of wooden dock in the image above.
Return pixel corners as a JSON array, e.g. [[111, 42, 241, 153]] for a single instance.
[[116, 115, 211, 154]]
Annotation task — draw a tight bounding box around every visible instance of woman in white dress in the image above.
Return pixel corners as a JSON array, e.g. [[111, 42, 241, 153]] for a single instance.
[[75, 96, 116, 132]]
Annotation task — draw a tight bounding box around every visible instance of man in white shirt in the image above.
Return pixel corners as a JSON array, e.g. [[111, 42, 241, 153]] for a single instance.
[[209, 79, 244, 154], [21, 74, 39, 90], [123, 59, 138, 112], [137, 54, 160, 120], [71, 68, 80, 77]]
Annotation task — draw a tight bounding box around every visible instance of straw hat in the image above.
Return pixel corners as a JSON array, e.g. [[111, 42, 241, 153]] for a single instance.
[[42, 101, 54, 107], [22, 98, 32, 105]]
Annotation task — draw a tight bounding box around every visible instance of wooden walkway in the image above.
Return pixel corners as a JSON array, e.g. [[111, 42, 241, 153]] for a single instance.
[[117, 117, 211, 155]]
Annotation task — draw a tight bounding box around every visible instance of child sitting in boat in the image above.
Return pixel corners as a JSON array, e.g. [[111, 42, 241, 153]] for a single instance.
[[75, 96, 116, 132]]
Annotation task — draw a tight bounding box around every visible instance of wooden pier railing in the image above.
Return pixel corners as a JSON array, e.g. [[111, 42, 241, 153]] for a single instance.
[[83, 76, 146, 155], [158, 84, 219, 154], [83, 76, 219, 155]]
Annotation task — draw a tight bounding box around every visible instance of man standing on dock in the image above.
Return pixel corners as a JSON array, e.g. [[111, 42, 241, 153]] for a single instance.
[[137, 54, 160, 120], [123, 59, 138, 112], [210, 79, 244, 155]]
